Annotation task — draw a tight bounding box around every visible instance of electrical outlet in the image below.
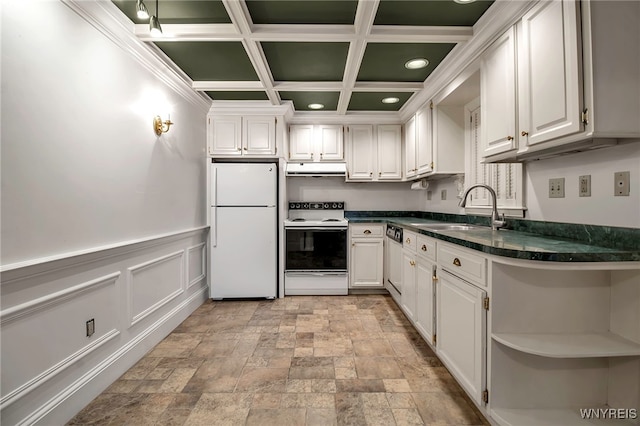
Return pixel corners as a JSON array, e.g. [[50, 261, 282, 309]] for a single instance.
[[441, 189, 447, 200], [427, 190, 432, 201], [579, 175, 591, 197], [614, 171, 630, 196], [549, 178, 565, 198], [86, 318, 95, 337]]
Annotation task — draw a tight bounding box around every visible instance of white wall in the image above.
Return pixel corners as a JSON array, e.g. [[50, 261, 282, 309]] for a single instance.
[[0, 2, 210, 424], [524, 142, 640, 228], [287, 177, 423, 211], [1, 1, 208, 266]]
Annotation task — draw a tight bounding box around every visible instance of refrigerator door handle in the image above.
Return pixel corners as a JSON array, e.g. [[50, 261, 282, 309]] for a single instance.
[[212, 167, 217, 247]]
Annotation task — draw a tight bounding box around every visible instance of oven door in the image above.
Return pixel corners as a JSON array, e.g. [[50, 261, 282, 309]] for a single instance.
[[285, 227, 347, 272]]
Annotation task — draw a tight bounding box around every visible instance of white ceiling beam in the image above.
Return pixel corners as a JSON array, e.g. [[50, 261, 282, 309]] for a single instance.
[[338, 0, 380, 114], [249, 24, 355, 42], [192, 81, 265, 91], [134, 23, 240, 41], [221, 0, 280, 105], [353, 82, 423, 92], [368, 26, 473, 43], [273, 82, 344, 91]]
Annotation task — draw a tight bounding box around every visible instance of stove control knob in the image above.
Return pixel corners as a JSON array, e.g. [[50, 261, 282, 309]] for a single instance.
[[323, 203, 329, 209], [338, 203, 343, 209], [332, 203, 337, 208], [289, 203, 295, 209], [303, 203, 309, 209], [295, 203, 301, 209]]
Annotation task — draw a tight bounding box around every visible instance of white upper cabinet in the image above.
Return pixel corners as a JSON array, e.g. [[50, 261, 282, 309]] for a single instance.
[[377, 125, 403, 180], [288, 124, 344, 162], [481, 0, 640, 162], [518, 0, 582, 148], [415, 105, 433, 176], [481, 27, 517, 158], [346, 124, 402, 182], [209, 115, 276, 157], [404, 116, 417, 179]]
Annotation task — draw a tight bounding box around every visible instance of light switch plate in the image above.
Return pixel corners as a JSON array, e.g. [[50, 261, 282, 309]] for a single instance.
[[614, 171, 630, 196], [549, 178, 565, 198]]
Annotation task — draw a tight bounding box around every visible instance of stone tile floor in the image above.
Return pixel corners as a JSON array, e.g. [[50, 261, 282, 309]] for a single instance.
[[68, 295, 489, 425]]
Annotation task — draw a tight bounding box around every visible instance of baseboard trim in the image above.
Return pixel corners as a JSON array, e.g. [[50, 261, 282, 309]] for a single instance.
[[20, 285, 208, 426]]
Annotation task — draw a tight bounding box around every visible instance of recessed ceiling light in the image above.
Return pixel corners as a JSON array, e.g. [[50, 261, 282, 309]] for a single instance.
[[405, 58, 429, 70], [382, 97, 400, 104], [453, 0, 477, 3], [308, 103, 324, 110]]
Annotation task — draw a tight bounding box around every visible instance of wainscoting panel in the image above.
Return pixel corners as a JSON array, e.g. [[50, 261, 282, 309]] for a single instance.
[[128, 250, 185, 327], [0, 227, 208, 426], [187, 242, 206, 288]]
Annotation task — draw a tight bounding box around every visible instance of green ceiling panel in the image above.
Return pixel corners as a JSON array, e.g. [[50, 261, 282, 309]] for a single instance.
[[348, 92, 413, 111], [279, 92, 340, 111], [374, 0, 494, 26], [205, 91, 269, 101], [246, 0, 358, 24], [357, 43, 455, 82], [262, 42, 349, 82], [111, 0, 231, 24], [154, 42, 258, 81]]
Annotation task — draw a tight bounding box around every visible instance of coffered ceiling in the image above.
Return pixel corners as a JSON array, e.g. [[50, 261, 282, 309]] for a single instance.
[[112, 0, 494, 115]]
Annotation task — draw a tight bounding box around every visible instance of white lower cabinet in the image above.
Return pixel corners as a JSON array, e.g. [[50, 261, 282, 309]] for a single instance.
[[437, 269, 487, 406], [415, 254, 435, 345], [349, 224, 384, 288], [401, 249, 416, 321]]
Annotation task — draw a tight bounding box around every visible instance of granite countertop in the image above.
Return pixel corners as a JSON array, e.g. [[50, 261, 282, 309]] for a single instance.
[[347, 216, 640, 263]]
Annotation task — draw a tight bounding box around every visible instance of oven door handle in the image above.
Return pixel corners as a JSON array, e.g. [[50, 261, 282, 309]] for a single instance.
[[285, 272, 347, 276], [284, 227, 348, 231]]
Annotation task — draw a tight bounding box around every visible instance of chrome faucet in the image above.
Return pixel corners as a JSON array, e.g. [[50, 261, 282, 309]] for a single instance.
[[459, 184, 506, 231]]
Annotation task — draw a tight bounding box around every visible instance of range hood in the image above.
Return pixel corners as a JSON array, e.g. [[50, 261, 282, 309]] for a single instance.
[[285, 162, 347, 176]]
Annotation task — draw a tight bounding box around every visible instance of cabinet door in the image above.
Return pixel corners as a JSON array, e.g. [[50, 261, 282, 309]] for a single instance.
[[481, 27, 517, 157], [318, 125, 344, 161], [211, 116, 242, 156], [347, 125, 375, 180], [437, 270, 486, 405], [289, 125, 314, 161], [401, 251, 416, 321], [377, 125, 402, 180], [350, 239, 384, 288], [518, 0, 582, 147], [415, 258, 435, 344], [415, 106, 433, 175], [404, 116, 417, 179], [244, 116, 276, 155], [388, 240, 403, 293]]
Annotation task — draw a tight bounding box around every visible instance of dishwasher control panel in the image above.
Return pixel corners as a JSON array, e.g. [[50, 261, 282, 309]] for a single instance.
[[386, 224, 403, 243]]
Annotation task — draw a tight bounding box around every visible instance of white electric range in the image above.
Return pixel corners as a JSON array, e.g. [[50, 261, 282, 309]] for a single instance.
[[283, 201, 348, 295]]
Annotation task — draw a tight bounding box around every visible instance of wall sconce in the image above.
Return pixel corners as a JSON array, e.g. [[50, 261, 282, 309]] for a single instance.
[[153, 115, 173, 136]]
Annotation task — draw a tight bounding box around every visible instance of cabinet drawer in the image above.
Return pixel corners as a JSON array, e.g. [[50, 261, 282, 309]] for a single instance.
[[350, 224, 383, 238], [438, 243, 486, 286], [403, 230, 417, 252], [416, 234, 436, 262]]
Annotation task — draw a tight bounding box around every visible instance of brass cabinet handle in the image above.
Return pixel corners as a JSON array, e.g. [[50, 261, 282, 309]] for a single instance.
[[453, 257, 462, 267], [379, 172, 382, 176], [237, 147, 242, 151], [370, 172, 373, 177], [507, 136, 514, 141], [421, 244, 427, 252], [364, 230, 371, 235], [406, 238, 411, 244], [352, 243, 355, 247], [243, 147, 247, 150], [320, 153, 323, 159], [521, 131, 529, 136], [410, 260, 416, 266]]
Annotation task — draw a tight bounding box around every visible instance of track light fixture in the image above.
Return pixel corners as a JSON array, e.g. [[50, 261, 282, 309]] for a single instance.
[[135, 0, 149, 20], [149, 0, 163, 37]]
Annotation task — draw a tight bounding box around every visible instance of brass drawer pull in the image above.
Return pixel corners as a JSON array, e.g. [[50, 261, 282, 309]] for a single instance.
[[453, 257, 462, 267], [507, 135, 514, 141], [364, 229, 371, 235], [410, 260, 416, 266], [521, 131, 529, 136], [421, 244, 427, 252], [406, 238, 411, 244]]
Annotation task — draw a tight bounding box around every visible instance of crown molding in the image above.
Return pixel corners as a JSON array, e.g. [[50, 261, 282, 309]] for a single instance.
[[61, 0, 211, 112]]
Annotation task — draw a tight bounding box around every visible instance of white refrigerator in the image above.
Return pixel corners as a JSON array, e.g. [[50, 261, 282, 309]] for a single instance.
[[210, 163, 277, 299]]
